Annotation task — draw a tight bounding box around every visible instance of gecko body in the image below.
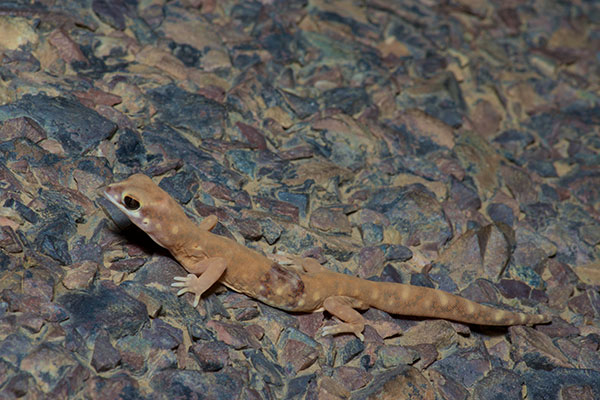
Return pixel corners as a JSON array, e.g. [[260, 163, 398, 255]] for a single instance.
[[103, 174, 550, 338]]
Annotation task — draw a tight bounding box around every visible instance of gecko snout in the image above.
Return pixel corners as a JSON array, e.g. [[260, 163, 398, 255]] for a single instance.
[[100, 184, 130, 211], [100, 184, 117, 201]]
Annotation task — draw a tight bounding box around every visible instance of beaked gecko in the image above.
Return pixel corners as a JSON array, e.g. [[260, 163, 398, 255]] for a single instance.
[[103, 174, 550, 339]]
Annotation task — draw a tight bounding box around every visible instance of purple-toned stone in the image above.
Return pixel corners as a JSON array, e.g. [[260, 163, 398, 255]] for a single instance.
[[206, 320, 261, 350], [91, 332, 121, 372], [190, 341, 230, 372]]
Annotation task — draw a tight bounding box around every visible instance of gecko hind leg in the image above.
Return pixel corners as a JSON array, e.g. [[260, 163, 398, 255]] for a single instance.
[[269, 254, 328, 274], [321, 296, 367, 340], [297, 256, 329, 274], [171, 257, 227, 307]]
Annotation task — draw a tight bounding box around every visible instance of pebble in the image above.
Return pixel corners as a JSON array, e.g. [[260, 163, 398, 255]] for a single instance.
[[91, 332, 121, 372]]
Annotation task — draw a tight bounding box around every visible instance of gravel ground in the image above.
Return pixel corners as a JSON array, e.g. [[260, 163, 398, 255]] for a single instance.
[[0, 0, 599, 399]]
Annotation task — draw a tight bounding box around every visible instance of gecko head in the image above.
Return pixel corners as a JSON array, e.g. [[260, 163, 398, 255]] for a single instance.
[[102, 173, 183, 248]]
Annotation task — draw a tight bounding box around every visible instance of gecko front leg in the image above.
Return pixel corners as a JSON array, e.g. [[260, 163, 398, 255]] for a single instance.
[[171, 257, 227, 307]]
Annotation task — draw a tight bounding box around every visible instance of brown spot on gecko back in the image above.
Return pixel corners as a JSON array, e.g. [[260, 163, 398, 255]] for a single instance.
[[258, 263, 305, 310]]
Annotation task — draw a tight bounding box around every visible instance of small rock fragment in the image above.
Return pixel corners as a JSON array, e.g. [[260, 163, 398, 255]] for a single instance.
[[190, 341, 230, 372], [91, 333, 121, 372]]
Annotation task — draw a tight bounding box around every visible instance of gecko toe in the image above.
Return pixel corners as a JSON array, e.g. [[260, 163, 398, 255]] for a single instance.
[[172, 275, 196, 288], [320, 326, 334, 337], [173, 274, 195, 281]]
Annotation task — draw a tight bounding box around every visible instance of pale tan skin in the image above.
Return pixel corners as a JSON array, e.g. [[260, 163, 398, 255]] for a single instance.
[[103, 174, 551, 339]]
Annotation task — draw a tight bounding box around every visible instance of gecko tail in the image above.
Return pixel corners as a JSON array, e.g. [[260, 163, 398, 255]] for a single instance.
[[362, 280, 551, 326]]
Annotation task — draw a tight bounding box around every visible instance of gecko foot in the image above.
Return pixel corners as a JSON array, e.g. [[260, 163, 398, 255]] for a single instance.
[[171, 274, 206, 307], [268, 253, 299, 265], [320, 323, 364, 341]]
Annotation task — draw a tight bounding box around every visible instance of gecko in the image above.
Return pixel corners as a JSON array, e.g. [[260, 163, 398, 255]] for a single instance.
[[102, 173, 551, 339]]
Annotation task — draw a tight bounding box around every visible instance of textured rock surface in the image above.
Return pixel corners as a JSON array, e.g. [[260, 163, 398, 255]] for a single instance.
[[0, 0, 599, 398]]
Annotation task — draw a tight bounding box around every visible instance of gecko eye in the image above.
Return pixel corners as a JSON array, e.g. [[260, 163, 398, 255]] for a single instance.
[[123, 195, 140, 210]]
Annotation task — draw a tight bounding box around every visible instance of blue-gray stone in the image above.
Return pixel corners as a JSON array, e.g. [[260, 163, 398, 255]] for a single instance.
[[361, 223, 383, 245], [487, 203, 514, 227], [321, 87, 369, 115], [381, 244, 413, 262], [0, 94, 117, 157], [523, 368, 600, 400], [150, 369, 243, 399], [147, 85, 227, 138], [276, 191, 308, 219], [58, 281, 148, 340], [115, 129, 147, 168], [244, 349, 284, 386], [159, 171, 199, 204], [227, 149, 257, 179]]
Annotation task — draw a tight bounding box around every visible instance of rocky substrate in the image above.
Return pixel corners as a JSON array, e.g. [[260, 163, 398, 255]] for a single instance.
[[0, 0, 599, 399]]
